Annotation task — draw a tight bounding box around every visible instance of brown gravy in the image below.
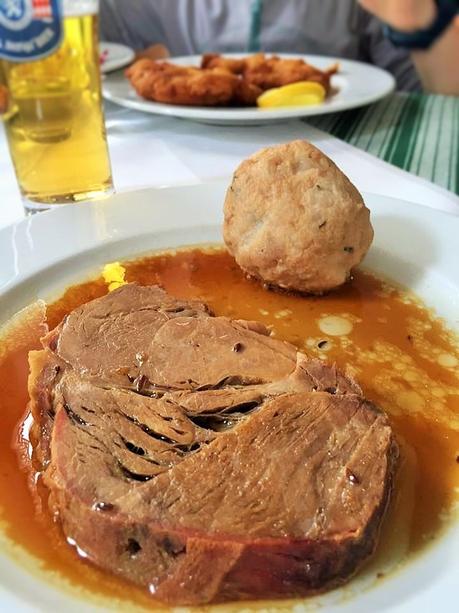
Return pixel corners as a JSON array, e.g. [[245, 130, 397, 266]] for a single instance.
[[0, 247, 458, 609]]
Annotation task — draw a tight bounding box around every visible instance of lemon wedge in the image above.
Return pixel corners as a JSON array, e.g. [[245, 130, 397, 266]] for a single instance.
[[257, 81, 326, 108]]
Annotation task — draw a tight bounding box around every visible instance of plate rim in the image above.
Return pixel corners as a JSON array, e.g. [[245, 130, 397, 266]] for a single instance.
[[1, 184, 459, 296], [1, 184, 459, 301]]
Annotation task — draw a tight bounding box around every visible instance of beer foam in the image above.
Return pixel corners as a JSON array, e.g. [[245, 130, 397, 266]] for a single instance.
[[63, 0, 98, 17]]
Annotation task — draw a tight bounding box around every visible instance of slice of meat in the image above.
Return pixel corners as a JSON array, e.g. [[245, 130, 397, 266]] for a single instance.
[[28, 284, 397, 605], [43, 285, 359, 395], [43, 285, 213, 391]]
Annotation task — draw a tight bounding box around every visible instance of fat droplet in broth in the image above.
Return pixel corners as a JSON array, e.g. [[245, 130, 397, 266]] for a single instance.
[[318, 315, 353, 337], [437, 353, 458, 368]]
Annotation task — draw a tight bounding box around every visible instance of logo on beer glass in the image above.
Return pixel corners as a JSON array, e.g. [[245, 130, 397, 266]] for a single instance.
[[0, 0, 62, 61], [0, 0, 55, 28], [0, 1, 33, 30]]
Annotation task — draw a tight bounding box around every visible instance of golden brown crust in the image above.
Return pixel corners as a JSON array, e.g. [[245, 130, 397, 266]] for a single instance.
[[242, 54, 336, 94], [201, 53, 246, 74], [126, 58, 239, 106], [232, 78, 263, 106]]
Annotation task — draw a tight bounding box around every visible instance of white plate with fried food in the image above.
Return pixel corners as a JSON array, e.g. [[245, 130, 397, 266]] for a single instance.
[[102, 53, 395, 125]]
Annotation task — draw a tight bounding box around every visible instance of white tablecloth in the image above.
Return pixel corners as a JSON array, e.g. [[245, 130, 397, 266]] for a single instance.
[[1, 100, 458, 231]]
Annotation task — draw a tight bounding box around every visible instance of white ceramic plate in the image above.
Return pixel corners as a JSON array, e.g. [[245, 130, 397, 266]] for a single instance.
[[100, 42, 135, 74], [102, 53, 395, 125], [0, 183, 458, 612]]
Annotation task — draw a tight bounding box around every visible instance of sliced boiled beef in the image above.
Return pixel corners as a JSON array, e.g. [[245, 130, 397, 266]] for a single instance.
[[28, 284, 398, 605]]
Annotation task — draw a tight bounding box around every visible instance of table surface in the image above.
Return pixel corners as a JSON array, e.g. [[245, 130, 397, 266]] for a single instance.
[[1, 91, 458, 231], [309, 92, 459, 196]]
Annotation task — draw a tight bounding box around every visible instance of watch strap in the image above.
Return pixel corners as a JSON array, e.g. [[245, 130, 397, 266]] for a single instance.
[[384, 0, 458, 50]]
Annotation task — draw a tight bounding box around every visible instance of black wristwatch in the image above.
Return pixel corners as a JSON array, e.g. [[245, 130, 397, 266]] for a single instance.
[[384, 0, 458, 50]]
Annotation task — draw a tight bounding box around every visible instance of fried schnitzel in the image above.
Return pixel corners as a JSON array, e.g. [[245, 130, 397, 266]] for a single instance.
[[201, 53, 337, 93], [126, 59, 240, 106], [242, 54, 338, 94], [125, 54, 337, 107]]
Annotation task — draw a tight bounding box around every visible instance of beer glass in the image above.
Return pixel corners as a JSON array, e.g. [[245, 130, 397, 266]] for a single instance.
[[0, 0, 113, 211]]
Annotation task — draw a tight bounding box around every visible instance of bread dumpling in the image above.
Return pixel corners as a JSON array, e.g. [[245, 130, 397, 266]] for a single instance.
[[223, 140, 373, 294]]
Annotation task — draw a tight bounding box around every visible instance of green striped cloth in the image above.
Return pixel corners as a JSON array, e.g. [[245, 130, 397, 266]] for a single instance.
[[307, 92, 459, 195]]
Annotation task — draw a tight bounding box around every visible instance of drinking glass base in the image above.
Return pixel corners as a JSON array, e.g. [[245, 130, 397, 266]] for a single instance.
[[22, 186, 114, 214]]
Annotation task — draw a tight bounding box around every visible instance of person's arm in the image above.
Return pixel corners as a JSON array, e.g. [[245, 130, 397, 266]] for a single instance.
[[135, 44, 170, 61], [359, 0, 459, 95], [359, 0, 437, 31], [411, 15, 459, 94]]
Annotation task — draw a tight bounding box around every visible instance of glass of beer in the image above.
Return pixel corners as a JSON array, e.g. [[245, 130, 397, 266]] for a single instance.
[[0, 0, 113, 211]]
